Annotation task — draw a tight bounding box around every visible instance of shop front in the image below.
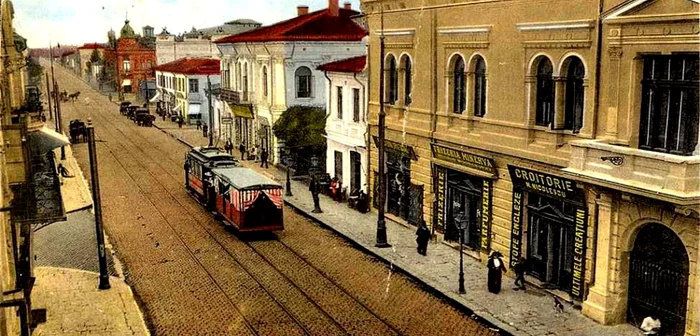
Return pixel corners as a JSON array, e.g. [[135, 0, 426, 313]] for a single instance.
[[508, 165, 587, 301], [432, 144, 496, 254], [373, 136, 423, 225]]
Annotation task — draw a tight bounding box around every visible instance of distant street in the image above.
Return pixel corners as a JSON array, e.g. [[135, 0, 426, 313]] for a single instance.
[[49, 63, 498, 336]]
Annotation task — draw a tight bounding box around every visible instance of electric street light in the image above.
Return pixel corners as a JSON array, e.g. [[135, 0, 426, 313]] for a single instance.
[[285, 153, 293, 197], [375, 5, 390, 248], [455, 210, 468, 294], [86, 118, 110, 290]]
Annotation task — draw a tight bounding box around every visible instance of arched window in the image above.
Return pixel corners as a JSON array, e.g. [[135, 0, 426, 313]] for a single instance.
[[242, 63, 248, 98], [386, 55, 398, 104], [236, 62, 241, 90], [262, 66, 268, 97], [403, 56, 412, 105], [473, 56, 486, 117], [564, 57, 584, 132], [295, 66, 312, 98], [535, 58, 554, 126], [453, 56, 466, 114]]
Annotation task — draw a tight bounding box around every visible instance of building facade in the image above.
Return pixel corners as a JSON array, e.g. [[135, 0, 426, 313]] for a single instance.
[[154, 58, 220, 126], [214, 0, 367, 164], [155, 20, 261, 65], [103, 21, 157, 101], [361, 0, 698, 335], [77, 43, 105, 82], [318, 56, 369, 193]]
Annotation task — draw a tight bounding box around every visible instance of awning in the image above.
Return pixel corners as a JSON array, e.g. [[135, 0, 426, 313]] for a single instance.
[[227, 103, 253, 119], [149, 91, 161, 102], [121, 79, 131, 86], [188, 104, 201, 115], [30, 126, 70, 154]]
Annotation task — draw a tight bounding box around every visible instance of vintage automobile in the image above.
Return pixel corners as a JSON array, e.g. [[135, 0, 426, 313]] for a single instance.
[[126, 106, 139, 120], [134, 109, 155, 127], [119, 101, 131, 115]]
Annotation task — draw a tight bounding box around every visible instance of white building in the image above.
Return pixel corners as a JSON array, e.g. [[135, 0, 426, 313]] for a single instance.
[[155, 20, 261, 65], [153, 58, 220, 126], [214, 0, 367, 164], [318, 56, 368, 193]]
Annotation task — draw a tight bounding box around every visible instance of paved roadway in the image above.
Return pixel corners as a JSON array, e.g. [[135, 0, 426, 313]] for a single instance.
[[50, 65, 499, 336]]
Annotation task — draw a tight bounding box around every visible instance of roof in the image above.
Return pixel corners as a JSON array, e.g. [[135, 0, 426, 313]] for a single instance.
[[213, 167, 282, 191], [61, 51, 76, 57], [78, 43, 105, 50], [215, 8, 366, 44], [188, 147, 238, 164], [153, 58, 220, 75], [317, 56, 366, 73], [120, 20, 137, 39]]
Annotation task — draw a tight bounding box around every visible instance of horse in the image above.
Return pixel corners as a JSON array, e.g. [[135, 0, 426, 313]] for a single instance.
[[68, 91, 81, 102]]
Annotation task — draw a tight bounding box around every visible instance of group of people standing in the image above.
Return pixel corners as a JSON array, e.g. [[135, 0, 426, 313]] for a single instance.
[[224, 141, 269, 168]]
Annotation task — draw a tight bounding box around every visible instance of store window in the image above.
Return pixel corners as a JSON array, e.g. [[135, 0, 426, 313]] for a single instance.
[[444, 170, 483, 251]]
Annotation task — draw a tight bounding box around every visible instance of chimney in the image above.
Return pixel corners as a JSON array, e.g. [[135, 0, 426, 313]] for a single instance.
[[328, 0, 339, 16], [343, 2, 351, 10], [297, 5, 309, 16]]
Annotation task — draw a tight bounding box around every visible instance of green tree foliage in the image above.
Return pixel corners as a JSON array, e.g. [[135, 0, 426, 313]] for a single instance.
[[89, 49, 102, 63], [272, 105, 327, 152]]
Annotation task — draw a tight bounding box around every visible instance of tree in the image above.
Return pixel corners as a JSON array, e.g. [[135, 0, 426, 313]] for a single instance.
[[273, 105, 327, 152]]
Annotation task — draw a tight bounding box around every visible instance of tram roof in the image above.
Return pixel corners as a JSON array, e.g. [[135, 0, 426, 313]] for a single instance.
[[212, 167, 282, 191], [189, 146, 237, 163]]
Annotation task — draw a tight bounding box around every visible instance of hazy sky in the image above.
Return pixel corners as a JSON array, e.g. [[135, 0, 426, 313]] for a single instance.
[[15, 0, 362, 48]]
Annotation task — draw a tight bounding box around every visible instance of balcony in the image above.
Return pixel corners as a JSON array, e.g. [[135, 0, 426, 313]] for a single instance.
[[218, 88, 240, 104], [564, 140, 700, 205]]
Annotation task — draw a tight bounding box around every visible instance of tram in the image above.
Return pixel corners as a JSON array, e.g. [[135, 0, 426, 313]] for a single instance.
[[184, 147, 284, 232]]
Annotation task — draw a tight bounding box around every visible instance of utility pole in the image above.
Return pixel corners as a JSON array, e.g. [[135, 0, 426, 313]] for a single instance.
[[45, 73, 53, 120], [49, 42, 57, 128], [54, 81, 65, 160], [375, 7, 390, 248], [86, 118, 111, 290], [207, 75, 213, 147]]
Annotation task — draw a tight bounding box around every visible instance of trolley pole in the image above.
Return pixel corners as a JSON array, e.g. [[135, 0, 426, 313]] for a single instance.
[[375, 8, 391, 248], [86, 118, 111, 290], [45, 73, 53, 120]]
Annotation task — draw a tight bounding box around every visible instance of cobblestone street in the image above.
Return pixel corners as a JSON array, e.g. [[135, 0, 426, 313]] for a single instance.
[[51, 61, 499, 335]]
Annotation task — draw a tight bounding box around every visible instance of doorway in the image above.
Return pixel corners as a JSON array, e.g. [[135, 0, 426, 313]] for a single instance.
[[350, 151, 361, 192], [628, 222, 688, 336], [444, 171, 482, 251]]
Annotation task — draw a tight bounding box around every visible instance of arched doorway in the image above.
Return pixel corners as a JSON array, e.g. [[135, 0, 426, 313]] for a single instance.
[[627, 222, 689, 335]]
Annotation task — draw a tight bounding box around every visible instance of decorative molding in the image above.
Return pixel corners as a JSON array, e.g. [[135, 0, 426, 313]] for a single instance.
[[522, 40, 592, 49], [517, 20, 594, 32], [674, 205, 700, 218], [385, 43, 414, 49], [608, 47, 623, 59], [438, 26, 491, 34], [375, 29, 415, 36], [442, 41, 490, 49]]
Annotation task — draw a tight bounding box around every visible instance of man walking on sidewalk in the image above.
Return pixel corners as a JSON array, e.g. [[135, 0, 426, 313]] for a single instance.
[[196, 119, 201, 130], [202, 123, 208, 138], [239, 143, 246, 161], [513, 257, 527, 290], [260, 149, 269, 168], [177, 116, 183, 128], [416, 220, 430, 256]]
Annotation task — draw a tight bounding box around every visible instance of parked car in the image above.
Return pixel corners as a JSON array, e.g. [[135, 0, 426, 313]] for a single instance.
[[134, 109, 156, 127], [119, 101, 131, 115]]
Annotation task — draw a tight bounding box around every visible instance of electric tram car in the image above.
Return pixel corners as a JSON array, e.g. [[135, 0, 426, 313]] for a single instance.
[[185, 147, 284, 232]]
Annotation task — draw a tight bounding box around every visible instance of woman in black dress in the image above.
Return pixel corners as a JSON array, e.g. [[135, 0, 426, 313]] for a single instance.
[[487, 251, 507, 294]]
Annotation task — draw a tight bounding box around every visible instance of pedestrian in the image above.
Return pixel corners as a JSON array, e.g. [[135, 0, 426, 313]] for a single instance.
[[225, 140, 233, 155], [415, 220, 430, 256], [238, 143, 246, 161], [310, 175, 322, 213], [487, 251, 507, 294], [260, 149, 269, 168], [177, 116, 183, 128], [196, 119, 201, 130], [513, 257, 527, 290], [640, 315, 662, 335], [202, 123, 208, 138], [162, 112, 166, 121], [250, 146, 258, 161]]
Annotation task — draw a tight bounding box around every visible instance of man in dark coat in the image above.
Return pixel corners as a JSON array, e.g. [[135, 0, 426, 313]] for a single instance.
[[260, 149, 269, 168], [238, 143, 246, 160], [416, 220, 431, 256], [513, 257, 527, 290], [177, 116, 183, 128], [487, 251, 507, 294], [202, 123, 208, 138], [310, 175, 322, 213], [196, 119, 201, 130]]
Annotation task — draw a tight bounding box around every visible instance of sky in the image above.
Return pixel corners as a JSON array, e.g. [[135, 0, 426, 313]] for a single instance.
[[14, 0, 362, 48]]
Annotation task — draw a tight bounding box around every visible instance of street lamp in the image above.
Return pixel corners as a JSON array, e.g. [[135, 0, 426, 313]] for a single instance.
[[86, 118, 111, 290], [285, 154, 293, 197], [375, 5, 391, 248], [455, 211, 468, 294]]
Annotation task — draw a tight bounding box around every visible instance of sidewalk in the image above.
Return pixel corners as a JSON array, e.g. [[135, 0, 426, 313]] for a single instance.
[[32, 267, 149, 336], [155, 123, 639, 336], [54, 145, 92, 213]]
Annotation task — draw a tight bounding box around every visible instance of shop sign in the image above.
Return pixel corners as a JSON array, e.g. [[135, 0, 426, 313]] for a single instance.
[[480, 180, 491, 251], [432, 144, 496, 175], [372, 136, 417, 160], [507, 165, 581, 201], [571, 207, 587, 300], [435, 166, 446, 233], [509, 189, 523, 268]]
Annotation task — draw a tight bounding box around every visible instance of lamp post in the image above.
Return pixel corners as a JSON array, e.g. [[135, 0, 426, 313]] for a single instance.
[[285, 151, 293, 197], [86, 118, 111, 290], [455, 211, 467, 294], [375, 5, 390, 248], [207, 75, 214, 147]]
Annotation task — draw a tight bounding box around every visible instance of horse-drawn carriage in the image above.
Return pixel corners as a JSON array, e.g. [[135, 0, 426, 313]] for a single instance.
[[134, 109, 156, 127], [69, 119, 87, 143]]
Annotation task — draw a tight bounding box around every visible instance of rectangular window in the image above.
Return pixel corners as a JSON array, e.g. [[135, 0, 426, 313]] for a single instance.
[[353, 88, 360, 122], [334, 151, 343, 180], [189, 78, 198, 93], [336, 86, 343, 119], [123, 60, 131, 73], [639, 54, 699, 156]]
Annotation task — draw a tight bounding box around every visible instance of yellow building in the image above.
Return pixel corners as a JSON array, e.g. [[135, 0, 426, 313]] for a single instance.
[[362, 0, 698, 334]]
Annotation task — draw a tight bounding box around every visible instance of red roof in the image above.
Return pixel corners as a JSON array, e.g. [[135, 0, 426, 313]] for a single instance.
[[61, 51, 76, 56], [78, 43, 105, 50], [317, 56, 366, 73], [153, 58, 220, 75], [215, 8, 366, 44]]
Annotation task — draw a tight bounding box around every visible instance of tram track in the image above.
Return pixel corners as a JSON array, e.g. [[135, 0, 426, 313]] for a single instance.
[[59, 75, 397, 335]]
